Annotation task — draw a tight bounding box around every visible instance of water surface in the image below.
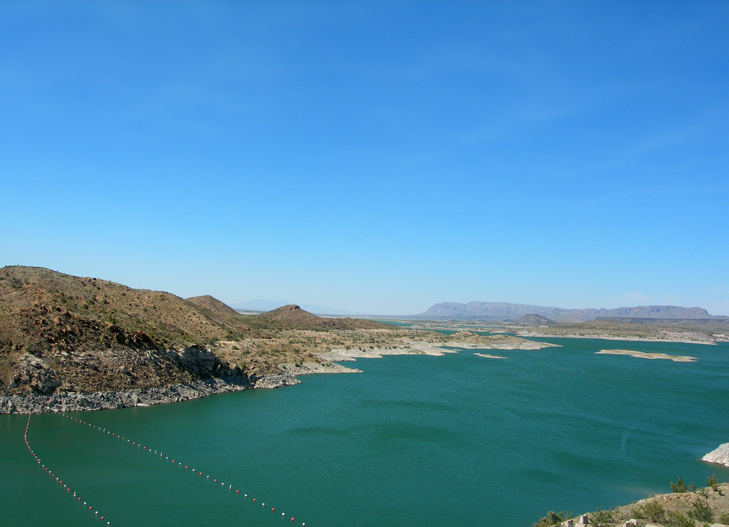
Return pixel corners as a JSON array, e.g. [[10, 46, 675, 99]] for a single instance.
[[2, 338, 728, 527]]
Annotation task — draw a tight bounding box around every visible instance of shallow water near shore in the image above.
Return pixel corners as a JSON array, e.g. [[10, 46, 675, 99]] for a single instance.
[[2, 338, 729, 527]]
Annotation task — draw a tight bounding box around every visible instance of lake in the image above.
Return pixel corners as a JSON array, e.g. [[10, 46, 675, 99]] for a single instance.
[[2, 337, 728, 527]]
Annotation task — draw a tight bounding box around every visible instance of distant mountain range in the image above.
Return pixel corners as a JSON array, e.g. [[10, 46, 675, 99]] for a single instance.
[[416, 302, 725, 322]]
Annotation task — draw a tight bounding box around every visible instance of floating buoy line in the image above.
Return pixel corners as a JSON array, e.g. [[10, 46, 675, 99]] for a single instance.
[[25, 414, 113, 525], [25, 412, 309, 527]]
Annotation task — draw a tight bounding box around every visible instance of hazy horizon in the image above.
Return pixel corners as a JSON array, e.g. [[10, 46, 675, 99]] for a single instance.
[[2, 2, 727, 315]]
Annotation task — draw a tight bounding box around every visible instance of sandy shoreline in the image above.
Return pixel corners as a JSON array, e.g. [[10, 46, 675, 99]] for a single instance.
[[519, 331, 718, 345], [596, 349, 698, 362], [317, 337, 559, 362]]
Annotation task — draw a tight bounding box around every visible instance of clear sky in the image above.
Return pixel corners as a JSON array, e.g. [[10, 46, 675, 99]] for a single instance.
[[2, 1, 728, 315]]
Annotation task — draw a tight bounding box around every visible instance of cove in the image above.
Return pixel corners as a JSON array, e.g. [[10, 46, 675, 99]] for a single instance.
[[2, 338, 728, 527]]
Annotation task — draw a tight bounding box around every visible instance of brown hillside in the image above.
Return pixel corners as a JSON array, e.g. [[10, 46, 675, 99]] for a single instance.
[[0, 266, 250, 349], [255, 304, 391, 330], [186, 295, 239, 315], [0, 266, 404, 398]]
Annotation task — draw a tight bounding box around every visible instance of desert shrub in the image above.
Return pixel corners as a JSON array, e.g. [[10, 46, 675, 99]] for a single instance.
[[590, 508, 614, 527], [635, 501, 666, 523], [671, 477, 688, 493], [690, 499, 713, 523], [534, 511, 571, 527], [707, 474, 719, 492], [666, 510, 696, 527], [720, 512, 729, 524]]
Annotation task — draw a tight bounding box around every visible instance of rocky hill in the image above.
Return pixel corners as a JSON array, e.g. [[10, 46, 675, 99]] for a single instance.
[[0, 266, 392, 401], [512, 314, 556, 326], [186, 295, 240, 315], [255, 304, 388, 330], [418, 301, 719, 322]]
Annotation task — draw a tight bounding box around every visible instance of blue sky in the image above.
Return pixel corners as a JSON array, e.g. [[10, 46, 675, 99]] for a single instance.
[[2, 1, 728, 315]]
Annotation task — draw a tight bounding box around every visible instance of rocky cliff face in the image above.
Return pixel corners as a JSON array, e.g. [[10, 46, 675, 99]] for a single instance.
[[4, 344, 248, 397]]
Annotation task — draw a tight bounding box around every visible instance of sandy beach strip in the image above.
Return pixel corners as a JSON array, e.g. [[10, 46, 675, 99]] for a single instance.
[[596, 349, 697, 362]]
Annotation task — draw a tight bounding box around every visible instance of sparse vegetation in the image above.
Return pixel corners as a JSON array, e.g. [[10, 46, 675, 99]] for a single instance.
[[635, 500, 666, 523], [671, 478, 688, 493], [690, 499, 713, 523], [534, 511, 571, 527]]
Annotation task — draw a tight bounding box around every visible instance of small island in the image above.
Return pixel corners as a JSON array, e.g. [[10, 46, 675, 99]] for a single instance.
[[595, 349, 697, 362]]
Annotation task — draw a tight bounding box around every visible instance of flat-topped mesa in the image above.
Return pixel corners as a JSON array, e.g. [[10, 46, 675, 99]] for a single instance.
[[418, 301, 724, 322]]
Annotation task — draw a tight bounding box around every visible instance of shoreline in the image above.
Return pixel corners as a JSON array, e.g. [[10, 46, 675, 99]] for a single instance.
[[317, 338, 560, 362], [596, 349, 698, 362], [0, 361, 359, 415], [518, 332, 719, 345]]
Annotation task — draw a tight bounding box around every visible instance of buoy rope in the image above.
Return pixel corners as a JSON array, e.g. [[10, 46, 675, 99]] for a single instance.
[[60, 412, 307, 527], [25, 414, 113, 525]]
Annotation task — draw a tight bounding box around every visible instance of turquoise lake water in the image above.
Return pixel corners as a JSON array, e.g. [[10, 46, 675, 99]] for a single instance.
[[2, 338, 728, 527]]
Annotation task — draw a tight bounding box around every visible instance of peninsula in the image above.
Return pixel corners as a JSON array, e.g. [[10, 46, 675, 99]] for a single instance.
[[0, 266, 555, 414]]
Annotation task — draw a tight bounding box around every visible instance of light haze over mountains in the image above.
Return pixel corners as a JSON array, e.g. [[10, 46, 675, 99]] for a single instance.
[[416, 302, 725, 322], [1, 3, 727, 316]]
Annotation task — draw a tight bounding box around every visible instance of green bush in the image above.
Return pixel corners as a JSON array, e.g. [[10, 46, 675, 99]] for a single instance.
[[720, 512, 729, 524], [590, 508, 614, 527], [690, 499, 713, 523], [667, 511, 695, 527], [671, 477, 688, 493], [707, 474, 719, 491], [634, 501, 666, 523], [534, 511, 571, 527]]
